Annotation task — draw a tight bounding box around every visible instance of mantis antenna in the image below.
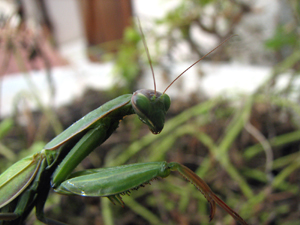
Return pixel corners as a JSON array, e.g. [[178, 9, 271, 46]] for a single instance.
[[163, 35, 237, 94], [137, 18, 157, 95]]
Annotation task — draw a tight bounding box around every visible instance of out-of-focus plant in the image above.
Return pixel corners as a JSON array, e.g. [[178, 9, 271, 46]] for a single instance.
[[0, 1, 299, 224], [0, 119, 14, 167], [111, 26, 142, 94], [258, 1, 300, 97], [112, 0, 253, 94], [153, 0, 252, 62], [0, 18, 62, 133], [0, 3, 63, 170]]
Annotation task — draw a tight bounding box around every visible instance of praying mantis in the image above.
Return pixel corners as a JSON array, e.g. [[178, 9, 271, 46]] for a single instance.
[[0, 20, 248, 225]]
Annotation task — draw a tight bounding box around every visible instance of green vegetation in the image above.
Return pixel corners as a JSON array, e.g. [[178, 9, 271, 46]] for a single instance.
[[0, 0, 299, 224]]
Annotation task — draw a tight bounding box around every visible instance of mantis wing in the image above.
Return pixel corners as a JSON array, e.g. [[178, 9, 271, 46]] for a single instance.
[[0, 153, 42, 208]]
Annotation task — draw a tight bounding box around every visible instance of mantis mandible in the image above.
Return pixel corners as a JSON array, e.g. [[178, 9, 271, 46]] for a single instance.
[[0, 20, 248, 225]]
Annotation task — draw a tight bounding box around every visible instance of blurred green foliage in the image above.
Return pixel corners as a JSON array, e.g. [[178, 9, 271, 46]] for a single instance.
[[1, 0, 300, 224], [112, 26, 142, 94], [265, 25, 299, 51]]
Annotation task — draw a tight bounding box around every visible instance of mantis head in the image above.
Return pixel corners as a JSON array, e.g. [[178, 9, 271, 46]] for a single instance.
[[132, 89, 170, 134], [135, 19, 235, 134]]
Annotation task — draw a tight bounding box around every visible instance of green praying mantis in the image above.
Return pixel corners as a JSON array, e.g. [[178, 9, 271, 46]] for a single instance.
[[0, 21, 248, 225]]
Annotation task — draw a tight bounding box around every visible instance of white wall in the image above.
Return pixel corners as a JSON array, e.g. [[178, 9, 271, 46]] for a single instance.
[[43, 0, 85, 45]]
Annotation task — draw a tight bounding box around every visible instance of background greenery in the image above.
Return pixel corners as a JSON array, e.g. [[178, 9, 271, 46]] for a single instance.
[[0, 0, 299, 224]]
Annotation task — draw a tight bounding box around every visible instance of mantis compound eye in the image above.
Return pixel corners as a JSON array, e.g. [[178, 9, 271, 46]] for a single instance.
[[132, 89, 170, 134], [161, 93, 171, 112]]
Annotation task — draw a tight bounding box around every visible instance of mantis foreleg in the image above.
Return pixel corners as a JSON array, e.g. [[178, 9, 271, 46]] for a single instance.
[[53, 162, 248, 225]]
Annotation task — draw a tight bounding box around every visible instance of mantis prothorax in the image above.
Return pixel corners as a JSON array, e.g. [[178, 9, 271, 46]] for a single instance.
[[0, 20, 248, 225]]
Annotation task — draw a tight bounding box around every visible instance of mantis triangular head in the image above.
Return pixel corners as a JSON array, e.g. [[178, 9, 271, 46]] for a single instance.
[[132, 18, 236, 134]]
